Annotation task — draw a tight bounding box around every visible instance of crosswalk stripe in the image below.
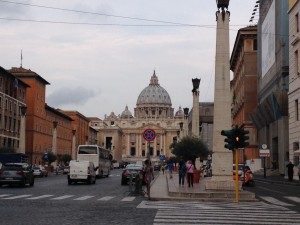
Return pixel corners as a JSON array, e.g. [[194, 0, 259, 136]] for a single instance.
[[3, 194, 32, 199], [284, 196, 300, 203], [260, 196, 294, 206], [51, 195, 74, 200], [121, 196, 135, 201], [27, 195, 54, 200], [74, 196, 94, 201], [0, 194, 12, 198], [98, 196, 115, 201]]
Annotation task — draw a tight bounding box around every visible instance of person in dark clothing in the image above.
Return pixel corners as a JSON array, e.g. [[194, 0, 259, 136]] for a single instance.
[[286, 161, 294, 181], [178, 159, 186, 186]]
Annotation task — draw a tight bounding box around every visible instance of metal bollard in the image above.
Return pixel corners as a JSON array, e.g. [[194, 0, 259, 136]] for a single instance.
[[128, 173, 133, 193], [135, 173, 142, 195]]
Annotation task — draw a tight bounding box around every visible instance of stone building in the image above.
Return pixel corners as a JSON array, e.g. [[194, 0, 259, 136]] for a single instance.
[[9, 67, 74, 164], [0, 66, 29, 152], [288, 0, 300, 168], [250, 0, 289, 175], [92, 71, 184, 163], [230, 26, 259, 165]]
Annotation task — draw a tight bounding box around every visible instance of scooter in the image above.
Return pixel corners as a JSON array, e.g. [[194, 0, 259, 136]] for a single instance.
[[243, 167, 255, 187]]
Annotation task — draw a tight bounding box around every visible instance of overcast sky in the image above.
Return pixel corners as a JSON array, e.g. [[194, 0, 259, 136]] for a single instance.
[[0, 0, 258, 118]]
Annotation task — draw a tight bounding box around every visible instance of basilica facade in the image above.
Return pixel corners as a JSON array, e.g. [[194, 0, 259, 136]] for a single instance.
[[89, 71, 184, 163]]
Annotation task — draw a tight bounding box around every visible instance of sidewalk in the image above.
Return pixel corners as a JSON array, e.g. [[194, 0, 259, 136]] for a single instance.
[[149, 172, 255, 201]]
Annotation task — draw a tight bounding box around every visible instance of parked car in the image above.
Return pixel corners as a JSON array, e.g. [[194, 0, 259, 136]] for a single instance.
[[63, 166, 70, 174], [153, 162, 161, 171], [33, 165, 48, 177], [233, 164, 246, 181], [68, 160, 96, 185], [121, 164, 144, 185], [0, 163, 34, 187]]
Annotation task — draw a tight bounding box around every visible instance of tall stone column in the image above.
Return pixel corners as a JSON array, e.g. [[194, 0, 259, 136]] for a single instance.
[[52, 121, 58, 155], [192, 78, 200, 137], [205, 1, 235, 190], [71, 129, 76, 160], [18, 105, 26, 154]]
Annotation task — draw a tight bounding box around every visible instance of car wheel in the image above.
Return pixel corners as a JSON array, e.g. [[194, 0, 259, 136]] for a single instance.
[[30, 178, 34, 186], [121, 179, 127, 185]]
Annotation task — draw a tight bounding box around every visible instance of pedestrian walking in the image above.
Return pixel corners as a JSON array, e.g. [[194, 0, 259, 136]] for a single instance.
[[286, 161, 294, 181], [144, 159, 154, 199], [161, 163, 166, 174], [186, 160, 194, 188], [167, 161, 174, 179], [178, 159, 186, 186]]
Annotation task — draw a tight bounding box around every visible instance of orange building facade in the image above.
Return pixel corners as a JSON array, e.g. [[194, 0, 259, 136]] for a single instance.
[[230, 26, 259, 164]]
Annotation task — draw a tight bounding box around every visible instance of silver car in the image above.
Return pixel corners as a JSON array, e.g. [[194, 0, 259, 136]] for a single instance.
[[0, 163, 34, 187]]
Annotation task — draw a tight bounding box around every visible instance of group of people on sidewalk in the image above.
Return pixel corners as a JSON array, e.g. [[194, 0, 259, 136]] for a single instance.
[[286, 161, 300, 182], [162, 159, 195, 188]]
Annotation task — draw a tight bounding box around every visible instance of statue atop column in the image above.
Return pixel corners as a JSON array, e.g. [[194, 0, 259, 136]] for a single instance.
[[216, 0, 230, 21]]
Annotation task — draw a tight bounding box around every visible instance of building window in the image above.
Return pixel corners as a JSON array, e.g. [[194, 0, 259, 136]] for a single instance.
[[296, 99, 299, 121], [156, 150, 160, 156], [293, 142, 299, 151], [142, 150, 145, 156], [130, 147, 136, 156], [253, 39, 257, 50]]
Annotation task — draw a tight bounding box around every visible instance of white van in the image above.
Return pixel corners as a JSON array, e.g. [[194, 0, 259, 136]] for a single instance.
[[68, 160, 97, 185]]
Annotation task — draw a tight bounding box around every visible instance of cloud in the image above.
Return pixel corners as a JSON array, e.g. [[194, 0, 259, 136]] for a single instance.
[[46, 86, 98, 107]]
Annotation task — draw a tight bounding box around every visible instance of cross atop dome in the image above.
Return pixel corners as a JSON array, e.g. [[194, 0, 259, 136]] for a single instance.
[[150, 70, 159, 86]]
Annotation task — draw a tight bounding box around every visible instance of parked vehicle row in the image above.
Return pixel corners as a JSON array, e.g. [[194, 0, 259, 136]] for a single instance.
[[0, 163, 34, 187]]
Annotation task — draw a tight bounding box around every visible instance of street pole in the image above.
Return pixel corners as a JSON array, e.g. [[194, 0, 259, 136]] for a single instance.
[[147, 142, 150, 162], [235, 148, 239, 203], [263, 157, 266, 178]]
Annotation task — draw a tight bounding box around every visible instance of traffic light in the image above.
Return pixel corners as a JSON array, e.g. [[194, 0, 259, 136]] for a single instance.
[[221, 129, 235, 150], [237, 128, 249, 148]]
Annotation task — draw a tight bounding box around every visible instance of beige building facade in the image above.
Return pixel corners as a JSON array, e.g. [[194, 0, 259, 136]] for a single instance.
[[90, 71, 184, 163]]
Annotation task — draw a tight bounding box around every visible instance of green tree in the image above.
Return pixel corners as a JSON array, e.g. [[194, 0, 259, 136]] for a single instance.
[[45, 152, 57, 165], [170, 136, 209, 167], [60, 154, 72, 165]]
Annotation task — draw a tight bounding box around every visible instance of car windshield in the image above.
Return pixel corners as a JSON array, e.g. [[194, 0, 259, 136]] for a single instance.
[[233, 165, 244, 170], [126, 164, 143, 170], [3, 165, 24, 171]]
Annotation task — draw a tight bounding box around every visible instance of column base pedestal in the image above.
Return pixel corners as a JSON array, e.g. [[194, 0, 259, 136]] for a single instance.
[[205, 176, 242, 191]]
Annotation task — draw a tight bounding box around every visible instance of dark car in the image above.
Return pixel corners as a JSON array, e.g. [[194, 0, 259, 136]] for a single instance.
[[121, 164, 144, 185], [0, 163, 34, 187], [153, 162, 161, 171]]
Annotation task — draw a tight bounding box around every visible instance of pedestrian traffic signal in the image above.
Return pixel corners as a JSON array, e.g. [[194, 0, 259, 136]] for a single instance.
[[237, 128, 249, 148], [221, 129, 235, 150]]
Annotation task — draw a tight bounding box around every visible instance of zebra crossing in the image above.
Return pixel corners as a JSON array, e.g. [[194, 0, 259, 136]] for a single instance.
[[138, 200, 300, 225], [0, 193, 138, 202]]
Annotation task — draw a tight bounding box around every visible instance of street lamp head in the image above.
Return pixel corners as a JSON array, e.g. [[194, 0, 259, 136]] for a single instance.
[[216, 0, 230, 10], [192, 78, 201, 92], [53, 121, 58, 128], [179, 122, 183, 131], [183, 107, 189, 117], [20, 105, 27, 116]]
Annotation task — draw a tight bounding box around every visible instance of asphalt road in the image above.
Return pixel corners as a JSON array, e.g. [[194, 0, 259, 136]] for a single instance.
[[1, 169, 300, 225]]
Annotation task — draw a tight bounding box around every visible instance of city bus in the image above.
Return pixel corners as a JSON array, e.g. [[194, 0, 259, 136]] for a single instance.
[[77, 145, 111, 178]]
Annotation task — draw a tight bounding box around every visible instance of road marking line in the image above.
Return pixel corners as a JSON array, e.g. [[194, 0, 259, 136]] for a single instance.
[[260, 196, 294, 206], [3, 195, 32, 199], [98, 196, 115, 201], [74, 196, 94, 200], [121, 196, 135, 201], [27, 195, 54, 200], [0, 194, 12, 198], [284, 196, 300, 203], [51, 195, 74, 200]]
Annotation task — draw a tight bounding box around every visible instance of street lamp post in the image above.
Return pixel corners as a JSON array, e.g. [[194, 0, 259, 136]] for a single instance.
[[192, 78, 200, 137]]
